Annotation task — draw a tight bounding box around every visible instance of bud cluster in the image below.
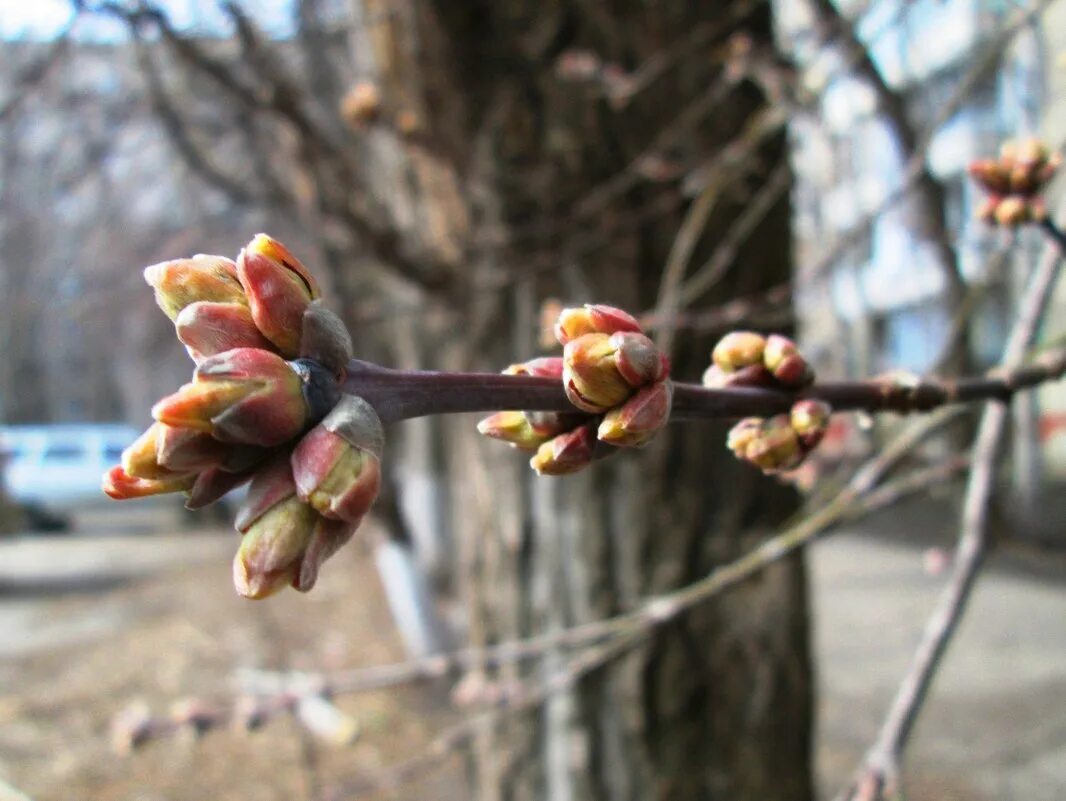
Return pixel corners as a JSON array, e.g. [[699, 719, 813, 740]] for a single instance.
[[969, 138, 1061, 227], [702, 330, 828, 473], [478, 305, 673, 475], [727, 399, 831, 475], [702, 331, 812, 389], [103, 235, 380, 599]]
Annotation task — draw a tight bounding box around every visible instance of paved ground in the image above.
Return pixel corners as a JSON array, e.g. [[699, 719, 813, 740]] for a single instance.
[[812, 532, 1066, 801], [1, 503, 1064, 800]]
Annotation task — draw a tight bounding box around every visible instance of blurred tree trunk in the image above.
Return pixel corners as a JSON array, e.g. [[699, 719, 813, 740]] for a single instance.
[[346, 2, 812, 799]]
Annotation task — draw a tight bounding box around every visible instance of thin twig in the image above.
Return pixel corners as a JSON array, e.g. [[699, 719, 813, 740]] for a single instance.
[[840, 221, 1065, 801]]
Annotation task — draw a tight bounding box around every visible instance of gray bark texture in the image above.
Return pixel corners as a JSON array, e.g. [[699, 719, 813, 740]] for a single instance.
[[344, 2, 813, 799]]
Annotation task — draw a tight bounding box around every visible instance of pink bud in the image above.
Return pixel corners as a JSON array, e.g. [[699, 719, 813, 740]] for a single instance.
[[477, 411, 552, 451], [790, 399, 831, 450], [612, 332, 668, 386], [530, 424, 598, 475], [554, 304, 642, 345], [291, 396, 383, 523], [763, 334, 812, 388], [597, 381, 673, 447], [102, 466, 195, 500], [232, 458, 316, 599], [151, 348, 309, 447], [143, 255, 244, 322], [237, 234, 321, 357], [712, 331, 766, 373], [562, 333, 633, 412], [175, 301, 275, 363], [503, 357, 565, 379]]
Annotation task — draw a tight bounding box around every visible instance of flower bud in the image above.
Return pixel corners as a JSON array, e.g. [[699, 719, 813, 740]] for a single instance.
[[563, 333, 633, 412], [530, 424, 597, 475], [143, 255, 244, 322], [102, 466, 195, 500], [726, 418, 763, 459], [790, 399, 831, 450], [291, 395, 383, 523], [477, 411, 553, 451], [743, 414, 803, 473], [233, 459, 316, 599], [503, 357, 564, 379], [175, 301, 274, 363], [151, 348, 308, 447], [563, 332, 666, 413], [120, 423, 173, 480], [155, 425, 229, 472], [701, 363, 772, 388], [237, 234, 321, 357], [340, 81, 382, 127], [993, 195, 1029, 227], [762, 334, 812, 387], [712, 331, 766, 373], [967, 159, 1010, 195], [598, 380, 672, 447], [554, 304, 642, 345], [613, 332, 669, 386], [234, 496, 317, 599]]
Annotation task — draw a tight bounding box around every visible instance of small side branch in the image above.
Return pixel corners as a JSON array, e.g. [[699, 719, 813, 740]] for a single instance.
[[841, 221, 1065, 801]]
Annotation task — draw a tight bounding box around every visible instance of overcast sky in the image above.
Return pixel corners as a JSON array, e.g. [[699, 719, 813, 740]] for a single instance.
[[0, 0, 294, 41]]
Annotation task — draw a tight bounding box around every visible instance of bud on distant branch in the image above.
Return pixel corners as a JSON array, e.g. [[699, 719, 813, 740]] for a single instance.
[[969, 138, 1061, 228]]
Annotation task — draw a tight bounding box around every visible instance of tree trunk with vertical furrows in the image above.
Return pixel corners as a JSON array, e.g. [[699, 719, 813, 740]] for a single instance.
[[345, 2, 813, 799]]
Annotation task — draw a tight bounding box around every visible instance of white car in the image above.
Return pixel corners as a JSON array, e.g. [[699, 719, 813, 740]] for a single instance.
[[0, 423, 140, 510]]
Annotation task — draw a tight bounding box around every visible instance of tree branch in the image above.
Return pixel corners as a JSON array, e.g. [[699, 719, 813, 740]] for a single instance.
[[343, 342, 1066, 425], [807, 0, 967, 310], [840, 217, 1065, 801]]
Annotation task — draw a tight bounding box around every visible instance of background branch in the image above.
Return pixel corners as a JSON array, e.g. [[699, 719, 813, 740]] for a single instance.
[[841, 219, 1066, 801]]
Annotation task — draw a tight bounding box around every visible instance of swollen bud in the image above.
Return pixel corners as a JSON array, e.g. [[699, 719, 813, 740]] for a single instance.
[[143, 255, 245, 322], [233, 458, 316, 599], [554, 304, 642, 345], [237, 234, 321, 358], [175, 301, 274, 363], [563, 331, 666, 413], [530, 425, 597, 476], [102, 466, 195, 500], [712, 331, 766, 373], [291, 395, 383, 523], [597, 381, 672, 447], [762, 334, 812, 387], [477, 411, 554, 451], [743, 414, 803, 473], [790, 399, 831, 449], [151, 348, 309, 447]]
